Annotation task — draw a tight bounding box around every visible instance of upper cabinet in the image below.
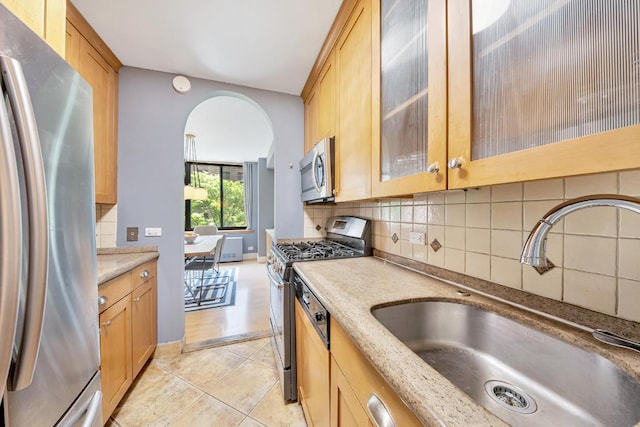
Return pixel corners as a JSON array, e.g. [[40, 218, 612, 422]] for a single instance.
[[2, 0, 66, 56], [447, 0, 640, 189], [304, 51, 335, 154], [371, 0, 447, 197], [66, 1, 121, 204], [334, 0, 373, 202], [304, 0, 640, 201]]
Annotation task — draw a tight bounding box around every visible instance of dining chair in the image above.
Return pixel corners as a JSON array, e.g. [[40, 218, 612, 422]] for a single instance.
[[184, 234, 229, 305]]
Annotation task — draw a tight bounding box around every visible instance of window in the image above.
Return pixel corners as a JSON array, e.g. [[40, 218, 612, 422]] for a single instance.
[[185, 163, 246, 230]]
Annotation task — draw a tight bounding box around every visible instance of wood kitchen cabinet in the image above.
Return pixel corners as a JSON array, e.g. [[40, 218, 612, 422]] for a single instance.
[[98, 260, 157, 423], [295, 299, 330, 427], [330, 318, 421, 427], [446, 0, 640, 190], [370, 0, 447, 197], [1, 0, 65, 55], [334, 0, 372, 202], [304, 51, 336, 155], [66, 1, 121, 204]]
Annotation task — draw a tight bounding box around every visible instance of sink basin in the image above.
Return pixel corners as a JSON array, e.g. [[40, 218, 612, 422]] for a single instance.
[[372, 300, 640, 426]]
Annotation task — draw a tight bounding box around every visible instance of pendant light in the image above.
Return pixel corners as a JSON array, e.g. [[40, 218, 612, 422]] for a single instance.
[[184, 134, 208, 200]]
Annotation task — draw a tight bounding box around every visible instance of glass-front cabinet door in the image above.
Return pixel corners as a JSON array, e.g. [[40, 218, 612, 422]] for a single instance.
[[447, 0, 640, 189], [371, 0, 447, 197]]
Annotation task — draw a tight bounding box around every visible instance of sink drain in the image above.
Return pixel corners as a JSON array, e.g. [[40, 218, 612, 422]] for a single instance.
[[484, 380, 537, 414]]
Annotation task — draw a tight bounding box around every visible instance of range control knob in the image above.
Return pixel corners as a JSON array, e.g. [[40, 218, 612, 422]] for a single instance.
[[315, 312, 325, 322]]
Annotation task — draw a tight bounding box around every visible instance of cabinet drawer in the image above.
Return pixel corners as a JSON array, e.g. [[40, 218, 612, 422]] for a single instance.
[[132, 260, 156, 289], [330, 318, 421, 426], [98, 272, 131, 313]]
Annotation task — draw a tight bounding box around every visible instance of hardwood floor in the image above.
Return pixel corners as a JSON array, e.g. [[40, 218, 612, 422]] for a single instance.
[[184, 260, 271, 349]]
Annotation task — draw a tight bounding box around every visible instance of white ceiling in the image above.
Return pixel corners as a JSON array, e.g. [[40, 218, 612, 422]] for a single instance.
[[70, 0, 343, 95]]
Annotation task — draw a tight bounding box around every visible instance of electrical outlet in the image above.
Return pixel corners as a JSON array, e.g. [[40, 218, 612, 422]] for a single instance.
[[409, 231, 426, 245], [145, 227, 162, 237], [126, 227, 138, 242], [248, 246, 254, 251]]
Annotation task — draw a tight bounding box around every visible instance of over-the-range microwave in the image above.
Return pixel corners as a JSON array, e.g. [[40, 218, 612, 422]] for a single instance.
[[300, 137, 335, 203]]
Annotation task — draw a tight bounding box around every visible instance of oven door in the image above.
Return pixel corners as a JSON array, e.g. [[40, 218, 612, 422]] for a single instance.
[[267, 263, 287, 367]]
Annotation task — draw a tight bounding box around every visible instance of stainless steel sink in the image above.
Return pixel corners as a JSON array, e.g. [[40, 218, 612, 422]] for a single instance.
[[372, 300, 640, 427]]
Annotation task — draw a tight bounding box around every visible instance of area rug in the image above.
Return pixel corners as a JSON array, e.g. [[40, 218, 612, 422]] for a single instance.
[[184, 267, 238, 312]]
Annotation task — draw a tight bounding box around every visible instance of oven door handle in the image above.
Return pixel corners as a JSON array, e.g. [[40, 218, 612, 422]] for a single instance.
[[266, 264, 284, 289]]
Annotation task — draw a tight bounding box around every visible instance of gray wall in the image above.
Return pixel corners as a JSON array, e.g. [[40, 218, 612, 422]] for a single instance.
[[257, 157, 275, 257], [117, 67, 303, 344]]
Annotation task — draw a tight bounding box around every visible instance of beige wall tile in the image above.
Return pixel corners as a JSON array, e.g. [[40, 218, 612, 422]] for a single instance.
[[565, 172, 617, 198], [389, 222, 401, 241], [542, 233, 564, 265], [564, 206, 617, 237], [466, 228, 490, 255], [523, 267, 563, 300], [619, 238, 640, 281], [620, 170, 640, 197], [414, 205, 427, 224], [100, 221, 117, 235], [465, 252, 490, 280], [412, 244, 428, 262], [413, 193, 429, 204], [491, 257, 522, 289], [427, 243, 445, 267], [428, 205, 445, 225], [380, 206, 390, 221], [466, 203, 490, 229], [388, 236, 401, 255], [564, 270, 616, 315], [523, 178, 564, 200], [491, 230, 522, 259], [445, 191, 466, 204], [492, 202, 522, 231], [428, 192, 445, 205], [564, 235, 616, 276], [401, 206, 413, 223], [620, 209, 640, 238], [445, 226, 465, 250], [101, 234, 116, 248], [400, 223, 412, 241], [428, 225, 444, 245], [99, 204, 118, 222], [444, 248, 465, 273], [401, 241, 413, 258], [390, 206, 401, 222], [618, 279, 640, 322], [372, 206, 381, 220], [445, 204, 465, 227], [466, 186, 491, 203], [413, 223, 427, 234], [491, 183, 523, 202], [523, 200, 564, 233]]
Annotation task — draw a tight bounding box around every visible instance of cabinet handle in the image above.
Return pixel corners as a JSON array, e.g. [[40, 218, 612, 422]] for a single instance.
[[98, 296, 108, 306], [133, 297, 141, 303], [102, 320, 112, 328], [367, 393, 396, 427], [448, 157, 463, 169], [140, 270, 149, 278], [426, 162, 440, 174]]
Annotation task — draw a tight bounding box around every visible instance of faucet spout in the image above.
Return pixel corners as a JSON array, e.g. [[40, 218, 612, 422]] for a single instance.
[[520, 194, 640, 268]]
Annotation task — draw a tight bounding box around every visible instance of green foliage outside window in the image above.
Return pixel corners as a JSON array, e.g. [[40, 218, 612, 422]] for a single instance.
[[187, 166, 246, 229]]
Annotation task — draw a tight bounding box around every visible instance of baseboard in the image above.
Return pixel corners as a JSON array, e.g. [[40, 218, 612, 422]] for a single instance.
[[243, 252, 257, 260], [257, 256, 267, 263], [183, 329, 273, 353], [153, 337, 184, 358]]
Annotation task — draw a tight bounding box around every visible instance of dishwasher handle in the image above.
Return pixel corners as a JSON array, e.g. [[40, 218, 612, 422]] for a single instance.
[[367, 393, 396, 427]]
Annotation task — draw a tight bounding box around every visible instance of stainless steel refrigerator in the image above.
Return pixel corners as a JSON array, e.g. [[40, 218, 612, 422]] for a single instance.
[[0, 4, 102, 427]]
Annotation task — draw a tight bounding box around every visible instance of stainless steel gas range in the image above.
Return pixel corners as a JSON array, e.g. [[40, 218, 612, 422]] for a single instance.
[[266, 216, 372, 402]]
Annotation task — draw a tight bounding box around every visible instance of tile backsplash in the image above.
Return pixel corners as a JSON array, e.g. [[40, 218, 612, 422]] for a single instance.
[[96, 204, 117, 248], [331, 170, 640, 323]]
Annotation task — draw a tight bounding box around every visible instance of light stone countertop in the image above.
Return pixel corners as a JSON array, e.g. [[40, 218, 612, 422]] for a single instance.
[[293, 256, 640, 427], [97, 247, 159, 285]]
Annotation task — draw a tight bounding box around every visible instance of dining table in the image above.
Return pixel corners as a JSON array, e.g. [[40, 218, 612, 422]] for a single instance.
[[184, 235, 222, 258]]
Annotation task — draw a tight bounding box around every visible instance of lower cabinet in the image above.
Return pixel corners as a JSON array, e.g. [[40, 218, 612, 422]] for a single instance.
[[330, 318, 421, 427], [295, 299, 330, 427], [98, 260, 157, 424]]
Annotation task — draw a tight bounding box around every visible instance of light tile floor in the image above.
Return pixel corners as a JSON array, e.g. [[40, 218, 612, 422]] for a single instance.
[[109, 338, 307, 427]]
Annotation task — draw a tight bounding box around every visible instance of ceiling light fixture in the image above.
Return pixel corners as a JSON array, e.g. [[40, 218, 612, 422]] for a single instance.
[[184, 133, 208, 200]]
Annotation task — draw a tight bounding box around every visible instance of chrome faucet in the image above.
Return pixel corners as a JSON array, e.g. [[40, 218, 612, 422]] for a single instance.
[[520, 194, 640, 353]]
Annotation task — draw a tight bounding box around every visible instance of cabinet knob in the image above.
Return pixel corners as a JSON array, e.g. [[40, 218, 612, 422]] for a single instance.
[[448, 157, 463, 169], [133, 297, 141, 303], [102, 320, 112, 328], [98, 296, 108, 306], [426, 162, 440, 174], [140, 270, 149, 278]]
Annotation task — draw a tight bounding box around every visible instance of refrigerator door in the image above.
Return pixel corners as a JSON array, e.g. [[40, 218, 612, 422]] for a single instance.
[[0, 5, 101, 427]]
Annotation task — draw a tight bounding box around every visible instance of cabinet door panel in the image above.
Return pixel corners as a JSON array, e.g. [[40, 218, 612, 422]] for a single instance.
[[100, 296, 132, 423], [305, 88, 319, 154], [131, 278, 156, 377], [448, 0, 640, 189], [330, 356, 371, 427], [77, 36, 118, 204], [335, 0, 372, 202]]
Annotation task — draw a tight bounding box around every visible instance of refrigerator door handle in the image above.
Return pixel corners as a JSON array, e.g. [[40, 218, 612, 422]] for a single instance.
[[0, 55, 49, 391], [0, 72, 23, 400]]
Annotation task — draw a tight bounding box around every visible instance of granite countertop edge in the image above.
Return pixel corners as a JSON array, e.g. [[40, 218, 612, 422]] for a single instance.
[[97, 247, 159, 285], [293, 256, 640, 427]]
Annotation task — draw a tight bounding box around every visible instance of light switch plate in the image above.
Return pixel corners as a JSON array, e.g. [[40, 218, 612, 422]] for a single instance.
[[409, 231, 426, 245], [145, 227, 162, 237]]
